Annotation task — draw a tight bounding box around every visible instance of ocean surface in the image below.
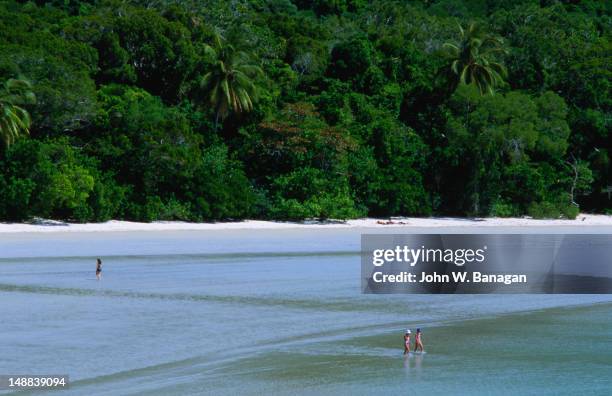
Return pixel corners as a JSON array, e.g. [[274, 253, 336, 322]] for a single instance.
[[1, 227, 611, 395]]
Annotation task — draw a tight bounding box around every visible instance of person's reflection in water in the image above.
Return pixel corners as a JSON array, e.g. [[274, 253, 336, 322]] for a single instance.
[[403, 353, 410, 374], [403, 351, 425, 378], [414, 352, 424, 376]]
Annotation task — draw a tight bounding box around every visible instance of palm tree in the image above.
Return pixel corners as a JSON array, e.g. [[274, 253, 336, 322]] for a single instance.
[[200, 34, 263, 130], [443, 23, 507, 95], [0, 78, 35, 147]]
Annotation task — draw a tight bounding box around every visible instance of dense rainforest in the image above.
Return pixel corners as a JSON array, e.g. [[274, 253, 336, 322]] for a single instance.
[[0, 0, 609, 222]]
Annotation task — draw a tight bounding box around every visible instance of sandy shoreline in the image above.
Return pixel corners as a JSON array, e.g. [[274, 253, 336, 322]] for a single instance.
[[1, 214, 612, 233]]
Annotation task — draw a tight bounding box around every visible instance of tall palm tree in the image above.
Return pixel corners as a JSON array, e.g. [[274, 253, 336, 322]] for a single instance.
[[443, 23, 507, 95], [0, 78, 35, 147], [200, 34, 263, 129]]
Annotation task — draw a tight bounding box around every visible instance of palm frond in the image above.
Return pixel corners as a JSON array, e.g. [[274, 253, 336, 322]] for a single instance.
[[442, 23, 508, 96], [198, 35, 263, 125], [0, 78, 34, 147]]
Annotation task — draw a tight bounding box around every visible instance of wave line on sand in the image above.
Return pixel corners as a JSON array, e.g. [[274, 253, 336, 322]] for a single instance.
[[0, 283, 383, 312]]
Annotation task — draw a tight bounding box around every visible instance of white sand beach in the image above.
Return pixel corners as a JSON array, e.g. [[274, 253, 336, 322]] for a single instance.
[[1, 213, 611, 233]]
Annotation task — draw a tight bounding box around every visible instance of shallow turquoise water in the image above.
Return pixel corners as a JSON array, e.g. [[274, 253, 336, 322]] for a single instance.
[[1, 229, 611, 395]]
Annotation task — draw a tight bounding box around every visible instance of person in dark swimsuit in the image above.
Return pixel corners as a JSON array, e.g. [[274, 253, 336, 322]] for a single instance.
[[415, 328, 424, 352], [96, 258, 102, 280]]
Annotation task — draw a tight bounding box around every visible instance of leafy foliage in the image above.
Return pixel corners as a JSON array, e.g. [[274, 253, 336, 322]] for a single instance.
[[0, 79, 35, 146], [443, 23, 507, 95], [0, 0, 609, 222], [198, 33, 264, 126]]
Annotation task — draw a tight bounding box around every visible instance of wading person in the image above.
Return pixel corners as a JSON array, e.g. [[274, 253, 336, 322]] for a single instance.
[[96, 258, 102, 280], [415, 328, 424, 352], [404, 329, 411, 354]]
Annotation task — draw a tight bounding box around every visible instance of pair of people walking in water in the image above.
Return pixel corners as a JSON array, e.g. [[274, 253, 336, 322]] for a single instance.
[[403, 328, 424, 354]]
